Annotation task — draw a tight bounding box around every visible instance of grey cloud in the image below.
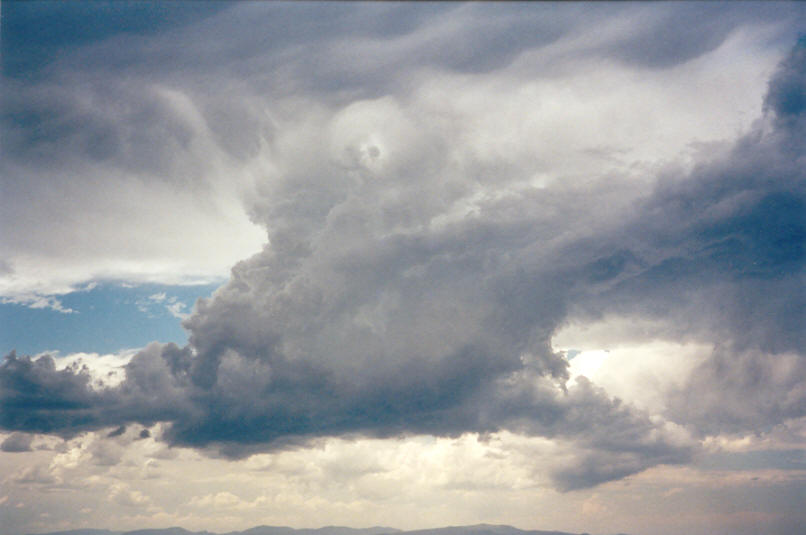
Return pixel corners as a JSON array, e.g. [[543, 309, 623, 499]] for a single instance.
[[107, 426, 126, 438], [551, 448, 676, 493], [1, 431, 34, 452], [0, 172, 693, 486], [10, 2, 795, 130], [562, 40, 806, 435], [3, 4, 800, 265], [0, 352, 110, 435], [697, 448, 806, 471], [2, 77, 204, 175], [174, 36, 802, 458], [2, 6, 804, 492], [0, 345, 194, 437], [0, 75, 231, 275], [603, 3, 801, 69], [3, 2, 801, 184], [42, 3, 564, 90], [89, 438, 125, 467], [667, 346, 806, 436], [12, 464, 58, 485], [766, 36, 806, 122]]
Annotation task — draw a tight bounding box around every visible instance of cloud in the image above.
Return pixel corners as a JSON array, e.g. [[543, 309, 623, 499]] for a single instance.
[[0, 294, 75, 314], [136, 292, 190, 319], [1, 3, 804, 496], [2, 2, 797, 301], [0, 352, 108, 435], [566, 38, 806, 435], [765, 36, 806, 132], [0, 69, 266, 299], [667, 347, 806, 436], [598, 2, 792, 69], [109, 483, 151, 507], [1, 432, 34, 452], [107, 426, 126, 438], [11, 464, 59, 485]]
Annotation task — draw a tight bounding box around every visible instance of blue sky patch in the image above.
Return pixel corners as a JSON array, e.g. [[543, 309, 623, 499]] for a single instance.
[[0, 281, 222, 356]]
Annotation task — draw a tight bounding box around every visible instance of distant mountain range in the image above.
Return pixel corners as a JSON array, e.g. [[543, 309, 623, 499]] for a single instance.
[[25, 523, 619, 535]]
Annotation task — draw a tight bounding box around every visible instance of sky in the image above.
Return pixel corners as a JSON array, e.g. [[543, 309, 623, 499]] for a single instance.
[[1, 2, 805, 535]]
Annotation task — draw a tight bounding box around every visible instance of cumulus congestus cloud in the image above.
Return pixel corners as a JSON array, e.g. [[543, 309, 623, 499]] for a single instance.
[[1, 7, 804, 493]]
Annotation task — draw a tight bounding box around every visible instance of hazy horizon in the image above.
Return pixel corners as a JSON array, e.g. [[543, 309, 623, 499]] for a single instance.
[[19, 523, 603, 535]]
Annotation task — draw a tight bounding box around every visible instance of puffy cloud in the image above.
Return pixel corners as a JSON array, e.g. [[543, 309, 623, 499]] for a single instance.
[[11, 464, 59, 485], [0, 345, 192, 436], [0, 352, 108, 435], [109, 482, 152, 507]]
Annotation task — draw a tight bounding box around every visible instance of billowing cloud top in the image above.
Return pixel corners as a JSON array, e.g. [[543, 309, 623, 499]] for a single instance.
[[1, 2, 804, 494]]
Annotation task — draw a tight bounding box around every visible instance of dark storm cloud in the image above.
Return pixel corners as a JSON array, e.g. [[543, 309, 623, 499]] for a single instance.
[[0, 352, 110, 434], [59, 2, 798, 87], [2, 2, 801, 210], [0, 0, 228, 78], [603, 2, 799, 69], [0, 345, 691, 490], [107, 425, 126, 438], [5, 1, 799, 231], [3, 2, 564, 174], [767, 37, 806, 118], [0, 344, 194, 436], [1, 77, 204, 174], [34, 2, 565, 88], [5, 1, 798, 167], [577, 152, 805, 354], [569, 38, 806, 435], [2, 3, 804, 492]]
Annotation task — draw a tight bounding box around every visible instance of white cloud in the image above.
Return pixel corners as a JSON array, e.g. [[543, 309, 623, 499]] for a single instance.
[[165, 301, 188, 319], [558, 326, 713, 416], [0, 294, 75, 314], [53, 349, 139, 389], [135, 292, 191, 319]]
